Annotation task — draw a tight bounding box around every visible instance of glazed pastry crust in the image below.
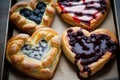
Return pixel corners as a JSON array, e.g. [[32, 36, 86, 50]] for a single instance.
[[56, 0, 110, 30], [6, 28, 61, 79], [10, 0, 55, 34], [62, 27, 117, 78]]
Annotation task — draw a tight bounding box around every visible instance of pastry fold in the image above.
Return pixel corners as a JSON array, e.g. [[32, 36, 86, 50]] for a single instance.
[[6, 28, 61, 79]]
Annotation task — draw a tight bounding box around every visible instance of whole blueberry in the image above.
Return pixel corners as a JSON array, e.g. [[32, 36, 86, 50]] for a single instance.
[[96, 34, 102, 39], [20, 9, 32, 17], [40, 8, 46, 14], [90, 34, 96, 38], [35, 18, 41, 24], [29, 15, 37, 21], [67, 29, 73, 33], [38, 14, 43, 18], [33, 9, 40, 15], [77, 30, 83, 36], [36, 2, 46, 9]]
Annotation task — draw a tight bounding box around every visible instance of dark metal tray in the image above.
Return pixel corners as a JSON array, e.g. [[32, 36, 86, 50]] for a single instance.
[[112, 0, 120, 78], [0, 0, 11, 80], [0, 0, 120, 80]]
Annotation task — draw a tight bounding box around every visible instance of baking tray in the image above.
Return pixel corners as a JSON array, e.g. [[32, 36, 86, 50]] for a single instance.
[[112, 0, 120, 79], [0, 0, 11, 80], [1, 0, 120, 80]]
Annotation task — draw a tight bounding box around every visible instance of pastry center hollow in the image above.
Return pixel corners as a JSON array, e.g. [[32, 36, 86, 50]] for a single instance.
[[58, 0, 107, 25], [20, 2, 46, 24], [21, 39, 49, 60], [67, 29, 118, 77]]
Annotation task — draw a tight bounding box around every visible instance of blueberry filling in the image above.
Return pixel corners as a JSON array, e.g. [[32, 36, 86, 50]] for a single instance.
[[20, 2, 46, 24], [67, 29, 118, 78], [21, 39, 49, 60]]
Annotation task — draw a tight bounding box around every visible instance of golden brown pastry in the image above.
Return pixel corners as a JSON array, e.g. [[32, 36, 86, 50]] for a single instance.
[[6, 28, 61, 79], [10, 0, 55, 34], [56, 0, 110, 30], [62, 27, 118, 79]]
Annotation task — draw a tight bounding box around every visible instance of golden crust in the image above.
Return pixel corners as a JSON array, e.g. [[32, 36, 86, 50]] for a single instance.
[[6, 28, 61, 79], [56, 0, 110, 30], [10, 0, 55, 34], [62, 27, 118, 78]]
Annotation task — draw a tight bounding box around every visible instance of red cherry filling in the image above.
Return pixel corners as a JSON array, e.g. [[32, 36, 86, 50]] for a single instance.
[[58, 0, 107, 25], [67, 29, 118, 78]]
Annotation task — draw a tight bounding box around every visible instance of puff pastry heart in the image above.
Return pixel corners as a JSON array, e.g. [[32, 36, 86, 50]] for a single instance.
[[10, 0, 55, 34], [56, 0, 110, 30], [62, 27, 118, 79], [6, 28, 61, 79]]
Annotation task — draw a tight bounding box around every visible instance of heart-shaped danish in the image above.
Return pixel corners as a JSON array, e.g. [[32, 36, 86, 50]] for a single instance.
[[62, 27, 118, 79], [10, 0, 55, 34], [56, 0, 110, 30], [6, 28, 61, 79]]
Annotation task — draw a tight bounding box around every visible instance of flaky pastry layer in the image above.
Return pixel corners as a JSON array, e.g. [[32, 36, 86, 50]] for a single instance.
[[62, 27, 117, 78], [10, 0, 55, 34], [6, 28, 61, 79], [56, 0, 110, 30]]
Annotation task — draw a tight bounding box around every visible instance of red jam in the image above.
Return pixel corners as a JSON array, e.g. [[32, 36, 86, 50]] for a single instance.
[[58, 0, 107, 25]]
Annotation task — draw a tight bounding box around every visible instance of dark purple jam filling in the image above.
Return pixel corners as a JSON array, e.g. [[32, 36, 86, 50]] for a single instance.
[[58, 0, 107, 25], [21, 39, 49, 60], [20, 2, 46, 24], [67, 29, 118, 78]]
